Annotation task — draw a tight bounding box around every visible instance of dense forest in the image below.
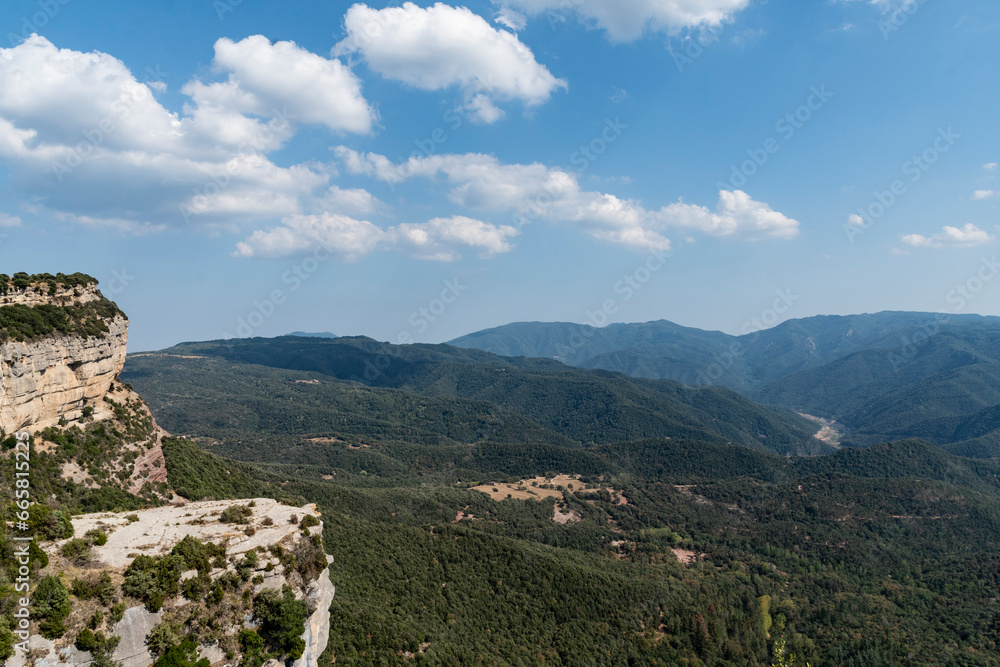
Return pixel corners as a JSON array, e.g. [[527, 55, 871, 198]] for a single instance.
[[119, 342, 1000, 665], [124, 337, 821, 456], [451, 314, 1000, 458]]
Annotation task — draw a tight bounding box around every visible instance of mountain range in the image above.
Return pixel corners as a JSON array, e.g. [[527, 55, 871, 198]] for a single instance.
[[450, 312, 1000, 457]]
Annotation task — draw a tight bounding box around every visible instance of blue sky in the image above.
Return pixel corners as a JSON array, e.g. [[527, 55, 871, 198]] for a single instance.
[[0, 0, 998, 351]]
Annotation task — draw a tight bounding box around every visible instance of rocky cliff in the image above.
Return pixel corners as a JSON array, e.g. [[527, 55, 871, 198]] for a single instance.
[[9, 500, 333, 667], [0, 274, 334, 667], [0, 279, 128, 434]]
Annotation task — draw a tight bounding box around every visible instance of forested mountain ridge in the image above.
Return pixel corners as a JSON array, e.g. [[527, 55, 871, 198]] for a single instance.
[[124, 335, 821, 455], [451, 313, 1000, 456], [450, 312, 1000, 387]]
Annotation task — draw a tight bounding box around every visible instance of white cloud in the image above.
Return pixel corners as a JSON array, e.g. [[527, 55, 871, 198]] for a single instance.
[[335, 3, 566, 123], [497, 0, 751, 41], [984, 162, 998, 171], [0, 35, 185, 157], [0, 212, 22, 227], [0, 36, 376, 233], [900, 223, 995, 249], [235, 213, 385, 260], [185, 36, 375, 138], [973, 190, 998, 201], [335, 148, 799, 251], [393, 216, 519, 260], [235, 213, 517, 261], [495, 7, 527, 30], [848, 213, 865, 226], [311, 185, 385, 217]]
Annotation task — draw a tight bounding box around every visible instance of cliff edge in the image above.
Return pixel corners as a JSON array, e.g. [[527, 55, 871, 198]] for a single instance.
[[1, 273, 128, 434]]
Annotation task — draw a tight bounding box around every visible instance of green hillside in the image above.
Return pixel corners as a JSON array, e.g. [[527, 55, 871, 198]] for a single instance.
[[123, 336, 820, 456], [451, 314, 1000, 457], [149, 431, 1000, 665]]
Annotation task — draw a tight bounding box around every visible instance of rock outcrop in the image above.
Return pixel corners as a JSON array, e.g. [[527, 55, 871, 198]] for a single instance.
[[294, 556, 335, 667], [17, 500, 333, 667], [0, 282, 127, 433]]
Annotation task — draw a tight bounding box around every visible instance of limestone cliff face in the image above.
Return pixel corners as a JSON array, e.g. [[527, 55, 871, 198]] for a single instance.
[[0, 282, 102, 307], [0, 283, 127, 433]]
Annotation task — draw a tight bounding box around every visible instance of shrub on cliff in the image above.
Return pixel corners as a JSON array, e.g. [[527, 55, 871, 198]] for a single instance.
[[220, 504, 253, 525], [0, 620, 14, 663], [60, 538, 92, 564], [152, 638, 210, 667], [122, 554, 185, 611], [28, 504, 74, 541], [31, 575, 72, 639], [252, 586, 307, 660], [0, 297, 124, 342], [170, 535, 225, 574], [0, 272, 97, 295], [71, 572, 116, 606]]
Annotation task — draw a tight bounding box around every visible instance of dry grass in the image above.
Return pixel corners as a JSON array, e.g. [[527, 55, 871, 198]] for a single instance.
[[471, 474, 629, 524]]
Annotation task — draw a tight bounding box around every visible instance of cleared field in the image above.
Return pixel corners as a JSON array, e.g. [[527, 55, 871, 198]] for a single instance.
[[471, 474, 628, 505]]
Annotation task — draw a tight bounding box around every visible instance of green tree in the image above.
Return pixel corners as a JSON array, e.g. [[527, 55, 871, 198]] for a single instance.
[[253, 587, 307, 659], [31, 575, 72, 639]]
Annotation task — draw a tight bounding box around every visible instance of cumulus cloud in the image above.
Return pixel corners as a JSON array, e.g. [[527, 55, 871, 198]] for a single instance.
[[234, 213, 386, 259], [847, 213, 865, 226], [394, 216, 518, 260], [234, 212, 517, 261], [984, 162, 998, 171], [497, 0, 750, 41], [335, 3, 566, 122], [900, 223, 994, 249], [0, 36, 376, 232], [184, 35, 375, 138], [310, 185, 385, 217], [0, 212, 22, 227], [973, 190, 998, 201], [334, 147, 799, 251]]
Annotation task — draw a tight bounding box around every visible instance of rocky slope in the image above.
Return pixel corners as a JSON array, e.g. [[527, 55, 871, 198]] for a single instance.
[[1, 280, 128, 434], [9, 500, 333, 667], [0, 274, 334, 667]]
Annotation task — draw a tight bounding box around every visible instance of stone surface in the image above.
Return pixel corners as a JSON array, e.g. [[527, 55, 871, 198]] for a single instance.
[[0, 284, 100, 308], [69, 498, 321, 569], [293, 555, 336, 667], [112, 606, 164, 667], [0, 283, 128, 433], [197, 644, 226, 666]]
